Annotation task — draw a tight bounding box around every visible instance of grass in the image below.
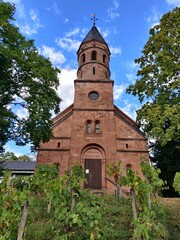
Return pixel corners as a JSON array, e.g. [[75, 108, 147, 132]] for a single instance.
[[24, 194, 180, 240], [157, 198, 180, 240], [100, 195, 133, 239]]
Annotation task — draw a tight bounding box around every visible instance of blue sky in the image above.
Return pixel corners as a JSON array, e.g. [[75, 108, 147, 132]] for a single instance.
[[4, 0, 180, 157]]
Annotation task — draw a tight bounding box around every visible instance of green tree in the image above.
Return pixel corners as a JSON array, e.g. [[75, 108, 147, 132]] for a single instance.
[[127, 7, 180, 196], [0, 151, 33, 161], [0, 1, 61, 153], [0, 151, 18, 161], [173, 172, 180, 195], [0, 161, 4, 176], [121, 162, 166, 240], [151, 141, 180, 196]]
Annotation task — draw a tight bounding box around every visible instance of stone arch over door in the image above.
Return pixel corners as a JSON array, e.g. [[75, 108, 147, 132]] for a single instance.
[[81, 144, 106, 189]]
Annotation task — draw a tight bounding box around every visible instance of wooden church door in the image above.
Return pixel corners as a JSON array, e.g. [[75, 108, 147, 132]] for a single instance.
[[84, 159, 102, 189]]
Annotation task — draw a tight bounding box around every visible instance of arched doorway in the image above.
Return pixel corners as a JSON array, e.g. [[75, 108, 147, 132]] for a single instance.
[[81, 145, 105, 189]]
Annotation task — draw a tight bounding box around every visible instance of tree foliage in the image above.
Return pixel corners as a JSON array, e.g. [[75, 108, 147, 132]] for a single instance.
[[0, 161, 4, 176], [0, 164, 103, 240], [0, 1, 61, 152], [173, 172, 180, 195], [0, 151, 33, 161], [127, 7, 180, 145], [121, 161, 167, 240], [151, 141, 180, 196], [126, 7, 180, 196]]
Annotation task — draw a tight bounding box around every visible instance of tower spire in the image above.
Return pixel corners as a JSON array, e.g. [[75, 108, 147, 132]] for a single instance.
[[90, 13, 98, 26]]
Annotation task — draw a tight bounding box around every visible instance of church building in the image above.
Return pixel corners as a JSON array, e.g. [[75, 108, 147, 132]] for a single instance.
[[37, 23, 149, 193]]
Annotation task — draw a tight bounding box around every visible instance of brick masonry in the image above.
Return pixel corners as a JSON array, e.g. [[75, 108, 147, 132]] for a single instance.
[[37, 26, 149, 193]]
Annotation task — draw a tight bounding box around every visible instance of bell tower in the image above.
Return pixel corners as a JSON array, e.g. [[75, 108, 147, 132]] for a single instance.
[[77, 25, 111, 81], [70, 22, 117, 187], [74, 24, 114, 110]]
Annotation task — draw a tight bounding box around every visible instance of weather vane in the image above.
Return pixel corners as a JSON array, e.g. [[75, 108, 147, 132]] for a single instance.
[[91, 13, 98, 26]]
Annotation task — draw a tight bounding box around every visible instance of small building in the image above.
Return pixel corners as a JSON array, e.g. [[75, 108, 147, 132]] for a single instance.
[[2, 161, 36, 177], [37, 24, 149, 193]]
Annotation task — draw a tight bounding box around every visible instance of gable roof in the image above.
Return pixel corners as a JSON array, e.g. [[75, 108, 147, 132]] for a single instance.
[[50, 103, 146, 138], [114, 105, 146, 137], [52, 104, 73, 128]]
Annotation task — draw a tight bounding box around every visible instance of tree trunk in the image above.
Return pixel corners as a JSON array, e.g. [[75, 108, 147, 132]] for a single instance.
[[116, 183, 123, 199], [47, 201, 51, 214], [131, 188, 137, 220], [70, 190, 76, 212], [148, 192, 151, 210], [7, 174, 12, 187], [17, 201, 28, 240]]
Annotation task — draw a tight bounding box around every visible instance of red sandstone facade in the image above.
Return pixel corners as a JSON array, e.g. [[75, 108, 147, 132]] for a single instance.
[[37, 25, 149, 193]]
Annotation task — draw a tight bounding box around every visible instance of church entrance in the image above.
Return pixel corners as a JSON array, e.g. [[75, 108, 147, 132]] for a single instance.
[[82, 145, 105, 190], [84, 159, 102, 189]]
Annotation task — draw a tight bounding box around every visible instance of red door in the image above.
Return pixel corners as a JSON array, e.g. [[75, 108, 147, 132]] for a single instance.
[[84, 159, 102, 189]]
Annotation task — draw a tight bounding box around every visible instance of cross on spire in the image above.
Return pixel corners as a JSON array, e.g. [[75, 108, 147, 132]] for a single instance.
[[91, 13, 98, 26]]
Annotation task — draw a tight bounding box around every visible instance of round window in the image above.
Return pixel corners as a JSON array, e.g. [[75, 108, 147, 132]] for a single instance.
[[88, 91, 99, 100]]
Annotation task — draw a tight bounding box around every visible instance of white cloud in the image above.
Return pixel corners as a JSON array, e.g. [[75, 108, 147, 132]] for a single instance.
[[39, 45, 66, 66], [16, 107, 29, 119], [109, 46, 121, 56], [53, 2, 61, 14], [65, 28, 80, 37], [98, 27, 110, 38], [120, 100, 137, 120], [6, 0, 25, 18], [125, 61, 138, 83], [107, 0, 120, 21], [126, 73, 135, 83], [64, 18, 69, 24], [57, 68, 76, 111], [146, 6, 161, 28], [46, 2, 61, 14], [16, 9, 43, 36], [6, 1, 42, 36], [80, 27, 88, 38], [19, 24, 37, 36], [113, 84, 126, 100], [30, 9, 42, 29], [166, 0, 180, 6], [55, 37, 81, 52]]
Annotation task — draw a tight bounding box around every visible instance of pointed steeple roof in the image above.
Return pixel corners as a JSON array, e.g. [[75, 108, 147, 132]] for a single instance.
[[82, 25, 107, 44], [77, 25, 110, 55]]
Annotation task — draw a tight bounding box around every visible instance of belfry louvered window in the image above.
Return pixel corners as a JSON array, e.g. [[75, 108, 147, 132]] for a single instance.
[[82, 54, 85, 63], [91, 51, 97, 60], [103, 54, 106, 63]]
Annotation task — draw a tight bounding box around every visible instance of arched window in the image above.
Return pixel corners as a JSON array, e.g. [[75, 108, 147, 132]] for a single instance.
[[86, 120, 92, 133], [95, 120, 100, 133], [91, 51, 97, 60], [103, 54, 106, 63], [81, 54, 85, 63], [126, 164, 132, 170]]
